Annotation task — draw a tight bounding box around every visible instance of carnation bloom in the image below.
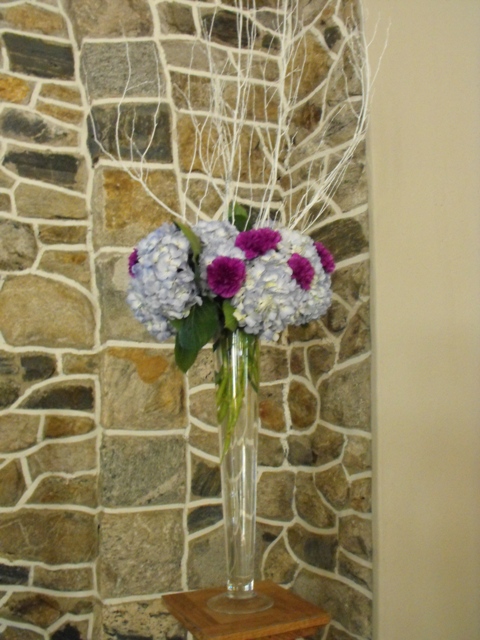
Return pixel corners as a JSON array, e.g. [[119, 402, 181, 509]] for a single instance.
[[314, 242, 335, 274], [288, 253, 315, 290], [128, 248, 138, 277], [207, 256, 246, 298], [235, 228, 281, 259]]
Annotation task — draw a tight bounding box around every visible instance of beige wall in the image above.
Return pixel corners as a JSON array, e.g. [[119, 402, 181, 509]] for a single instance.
[[364, 0, 480, 638]]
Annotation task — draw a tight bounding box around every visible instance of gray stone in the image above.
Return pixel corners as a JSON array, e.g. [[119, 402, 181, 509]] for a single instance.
[[290, 347, 305, 376], [0, 108, 77, 146], [332, 261, 370, 307], [288, 523, 337, 571], [189, 388, 217, 427], [0, 192, 11, 211], [0, 460, 26, 506], [295, 472, 336, 528], [1, 627, 44, 640], [20, 354, 56, 382], [98, 510, 183, 597], [187, 505, 223, 533], [0, 510, 97, 564], [15, 183, 87, 221], [187, 526, 226, 590], [27, 476, 97, 508], [339, 302, 370, 362], [257, 471, 295, 521], [0, 381, 20, 408], [323, 300, 349, 334], [0, 219, 37, 270], [288, 380, 318, 430], [339, 515, 372, 561], [326, 626, 357, 640], [101, 600, 185, 640], [27, 438, 97, 480], [101, 435, 186, 507], [0, 563, 29, 586], [338, 552, 372, 592], [64, 0, 153, 42], [315, 465, 350, 510], [288, 424, 344, 467], [188, 424, 219, 458], [0, 414, 39, 453], [201, 11, 257, 48], [3, 148, 87, 191], [22, 381, 94, 411], [191, 458, 221, 498], [319, 359, 371, 430], [2, 33, 74, 79], [332, 148, 368, 212], [263, 537, 297, 584], [81, 41, 163, 99], [260, 345, 289, 382], [101, 347, 186, 431], [157, 2, 196, 34], [258, 433, 285, 467], [188, 349, 215, 387], [294, 569, 372, 639], [88, 103, 172, 164], [343, 435, 371, 474], [312, 217, 368, 263], [259, 384, 286, 432], [307, 343, 336, 382]]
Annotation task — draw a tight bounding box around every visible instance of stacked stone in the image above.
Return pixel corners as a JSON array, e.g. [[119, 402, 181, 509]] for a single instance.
[[0, 1, 371, 639]]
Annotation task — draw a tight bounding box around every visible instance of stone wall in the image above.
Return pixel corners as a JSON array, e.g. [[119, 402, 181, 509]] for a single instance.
[[0, 1, 371, 639]]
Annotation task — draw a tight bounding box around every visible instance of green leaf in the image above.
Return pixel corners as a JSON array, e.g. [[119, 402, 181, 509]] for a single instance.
[[175, 221, 202, 259], [174, 300, 220, 372], [228, 202, 253, 231], [222, 300, 238, 332]]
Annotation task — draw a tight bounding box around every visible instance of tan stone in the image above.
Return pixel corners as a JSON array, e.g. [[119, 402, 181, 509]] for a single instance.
[[338, 551, 372, 592], [0, 509, 97, 563], [188, 349, 215, 387], [319, 359, 371, 431], [44, 415, 95, 438], [101, 347, 186, 430], [102, 599, 184, 640], [93, 168, 179, 248], [39, 250, 90, 287], [0, 275, 95, 348], [315, 464, 350, 510], [0, 592, 62, 628], [307, 343, 336, 382], [189, 388, 217, 427], [290, 347, 305, 376], [295, 472, 336, 528], [288, 380, 318, 429], [339, 515, 372, 561], [39, 83, 82, 105], [1, 627, 44, 640], [0, 73, 32, 104], [0, 219, 37, 270], [259, 384, 286, 432], [0, 460, 26, 506], [28, 475, 97, 508], [257, 471, 295, 521], [287, 320, 327, 342], [260, 346, 289, 382], [350, 477, 372, 513], [0, 414, 39, 453], [36, 101, 84, 125], [187, 526, 226, 590], [62, 353, 99, 375], [188, 424, 218, 458], [263, 537, 297, 584], [287, 34, 332, 100], [332, 260, 370, 307], [15, 183, 87, 220], [1, 5, 67, 36], [98, 510, 183, 597], [287, 424, 345, 467], [339, 302, 370, 362], [343, 435, 372, 474], [184, 177, 223, 219], [27, 438, 97, 480], [38, 225, 87, 244]]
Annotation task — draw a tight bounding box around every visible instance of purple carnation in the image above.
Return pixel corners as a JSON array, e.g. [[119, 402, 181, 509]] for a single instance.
[[288, 253, 315, 290], [314, 242, 335, 274], [207, 256, 246, 298], [128, 248, 139, 277], [235, 228, 281, 259]]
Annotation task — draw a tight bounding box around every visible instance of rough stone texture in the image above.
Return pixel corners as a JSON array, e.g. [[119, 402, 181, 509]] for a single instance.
[[294, 569, 372, 639], [39, 83, 82, 105], [0, 108, 78, 147], [62, 353, 99, 376], [295, 472, 336, 528], [0, 414, 39, 453], [101, 435, 186, 506], [0, 563, 29, 586], [20, 354, 56, 381], [290, 347, 305, 376], [38, 250, 91, 287], [0, 219, 37, 270], [332, 149, 368, 212], [101, 347, 186, 430], [101, 599, 185, 640], [258, 433, 285, 467], [98, 510, 183, 597], [191, 458, 221, 499], [332, 261, 370, 307], [259, 384, 286, 432], [287, 320, 327, 343], [1, 628, 44, 640], [0, 192, 12, 211], [339, 303, 370, 363], [38, 224, 87, 245], [338, 552, 372, 592], [0, 592, 94, 629], [36, 101, 84, 126], [22, 380, 94, 411], [0, 460, 26, 506], [0, 4, 68, 36], [288, 380, 318, 429], [313, 217, 368, 263], [288, 424, 345, 467], [307, 343, 337, 382], [189, 388, 217, 427], [64, 0, 153, 42], [188, 424, 218, 458], [44, 415, 95, 438], [0, 72, 33, 104], [0, 510, 97, 564], [315, 465, 350, 511], [2, 33, 74, 79], [260, 346, 289, 382], [257, 471, 295, 521], [323, 300, 349, 334], [343, 435, 372, 474], [339, 516, 372, 561], [350, 478, 372, 513], [187, 505, 223, 533], [187, 526, 226, 590], [27, 438, 96, 480], [288, 523, 338, 571], [33, 566, 93, 592], [92, 168, 179, 249], [27, 475, 97, 508], [4, 148, 87, 191], [15, 183, 87, 220], [319, 359, 371, 431], [263, 536, 297, 584], [188, 349, 215, 387], [157, 2, 195, 35], [326, 626, 359, 640]]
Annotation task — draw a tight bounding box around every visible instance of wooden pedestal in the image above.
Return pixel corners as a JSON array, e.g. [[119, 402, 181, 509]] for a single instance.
[[162, 580, 330, 640]]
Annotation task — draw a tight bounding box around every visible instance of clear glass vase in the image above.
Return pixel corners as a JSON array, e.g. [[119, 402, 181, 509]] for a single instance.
[[207, 329, 273, 614]]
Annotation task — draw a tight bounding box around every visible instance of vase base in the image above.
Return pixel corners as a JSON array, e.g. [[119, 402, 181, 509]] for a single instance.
[[207, 590, 274, 615]]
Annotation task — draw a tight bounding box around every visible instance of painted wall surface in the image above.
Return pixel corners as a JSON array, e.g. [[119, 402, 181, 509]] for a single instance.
[[364, 1, 480, 638]]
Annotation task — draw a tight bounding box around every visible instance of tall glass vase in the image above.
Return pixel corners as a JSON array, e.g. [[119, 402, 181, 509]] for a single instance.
[[207, 329, 273, 614]]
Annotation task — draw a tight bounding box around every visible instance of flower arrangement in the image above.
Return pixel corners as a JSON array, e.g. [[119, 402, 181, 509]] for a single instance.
[[127, 206, 335, 373]]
